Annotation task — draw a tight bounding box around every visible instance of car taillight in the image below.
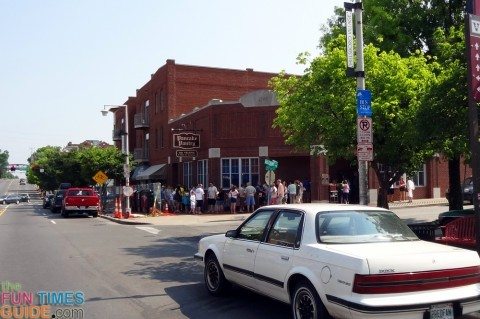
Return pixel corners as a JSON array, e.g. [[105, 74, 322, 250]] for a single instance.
[[353, 266, 480, 294]]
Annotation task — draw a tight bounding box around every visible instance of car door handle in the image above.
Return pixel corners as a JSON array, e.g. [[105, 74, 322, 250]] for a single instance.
[[281, 256, 290, 261], [246, 248, 254, 253]]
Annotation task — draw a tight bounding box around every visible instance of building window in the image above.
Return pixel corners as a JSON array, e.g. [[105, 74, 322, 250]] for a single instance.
[[197, 160, 208, 187], [160, 126, 164, 148], [412, 164, 426, 187], [154, 92, 158, 114], [155, 128, 159, 149], [183, 162, 192, 189], [221, 158, 259, 189], [158, 89, 165, 111]]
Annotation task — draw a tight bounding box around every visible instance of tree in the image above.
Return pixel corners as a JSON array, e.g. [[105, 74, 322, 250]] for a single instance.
[[416, 26, 470, 210], [322, 0, 470, 209], [271, 35, 436, 208], [27, 146, 128, 191]]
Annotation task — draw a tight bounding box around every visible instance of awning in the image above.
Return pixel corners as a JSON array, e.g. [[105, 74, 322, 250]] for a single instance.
[[135, 164, 167, 181], [131, 164, 149, 180]]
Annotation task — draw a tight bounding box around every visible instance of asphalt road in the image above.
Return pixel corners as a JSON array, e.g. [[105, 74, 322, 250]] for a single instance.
[[0, 178, 479, 319]]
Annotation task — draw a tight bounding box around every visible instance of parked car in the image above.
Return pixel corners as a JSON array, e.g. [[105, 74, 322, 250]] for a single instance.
[[19, 179, 26, 185], [19, 193, 30, 203], [50, 190, 66, 213], [195, 203, 480, 319], [446, 177, 474, 204], [2, 194, 22, 204], [43, 194, 54, 209]]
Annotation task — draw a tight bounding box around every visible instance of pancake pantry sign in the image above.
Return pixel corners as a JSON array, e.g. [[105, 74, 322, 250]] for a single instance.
[[173, 133, 200, 158]]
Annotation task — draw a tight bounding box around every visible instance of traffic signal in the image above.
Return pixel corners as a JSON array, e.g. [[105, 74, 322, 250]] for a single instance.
[[10, 165, 15, 171]]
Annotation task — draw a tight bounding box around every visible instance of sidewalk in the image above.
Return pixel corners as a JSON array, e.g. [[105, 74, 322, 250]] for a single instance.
[[101, 197, 450, 226]]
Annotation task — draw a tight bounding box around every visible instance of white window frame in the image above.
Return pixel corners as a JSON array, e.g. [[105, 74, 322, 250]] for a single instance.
[[221, 157, 259, 189], [183, 162, 192, 189], [197, 160, 208, 187]]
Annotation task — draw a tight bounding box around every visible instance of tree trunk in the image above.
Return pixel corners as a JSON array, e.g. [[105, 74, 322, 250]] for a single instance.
[[448, 156, 463, 211]]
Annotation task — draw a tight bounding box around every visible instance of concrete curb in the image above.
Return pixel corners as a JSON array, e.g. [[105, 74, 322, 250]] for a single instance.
[[100, 214, 153, 225]]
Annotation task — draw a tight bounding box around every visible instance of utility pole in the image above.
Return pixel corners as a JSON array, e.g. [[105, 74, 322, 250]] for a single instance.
[[345, 0, 370, 205]]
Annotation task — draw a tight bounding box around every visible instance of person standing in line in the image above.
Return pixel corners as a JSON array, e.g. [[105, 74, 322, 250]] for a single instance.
[[194, 184, 205, 214], [207, 182, 218, 213], [341, 179, 350, 204], [399, 177, 406, 202], [296, 179, 304, 203], [276, 179, 285, 205], [238, 184, 246, 212], [269, 183, 277, 205], [229, 185, 239, 214], [245, 182, 256, 213], [407, 177, 415, 203], [189, 187, 196, 214], [287, 181, 297, 204]]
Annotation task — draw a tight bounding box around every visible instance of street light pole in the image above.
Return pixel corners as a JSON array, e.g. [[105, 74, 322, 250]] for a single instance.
[[102, 104, 131, 216]]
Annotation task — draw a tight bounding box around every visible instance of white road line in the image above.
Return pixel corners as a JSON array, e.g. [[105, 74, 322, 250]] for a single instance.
[[135, 226, 160, 235], [51, 220, 56, 224]]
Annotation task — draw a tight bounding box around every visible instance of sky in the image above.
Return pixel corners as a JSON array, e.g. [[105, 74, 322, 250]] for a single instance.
[[1, 0, 343, 165]]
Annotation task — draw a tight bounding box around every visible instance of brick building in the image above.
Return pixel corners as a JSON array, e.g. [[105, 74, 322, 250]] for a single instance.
[[109, 59, 470, 203]]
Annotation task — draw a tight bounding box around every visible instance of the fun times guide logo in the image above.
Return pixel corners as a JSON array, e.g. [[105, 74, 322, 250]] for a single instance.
[[1, 281, 85, 319]]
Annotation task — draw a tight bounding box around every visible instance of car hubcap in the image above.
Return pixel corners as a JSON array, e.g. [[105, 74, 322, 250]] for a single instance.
[[206, 261, 220, 290], [295, 288, 316, 319]]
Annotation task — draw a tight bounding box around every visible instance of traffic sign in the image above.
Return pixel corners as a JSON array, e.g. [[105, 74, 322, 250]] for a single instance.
[[93, 170, 108, 185], [356, 89, 372, 116], [123, 186, 134, 197], [265, 171, 276, 185], [357, 117, 373, 144], [357, 144, 373, 161]]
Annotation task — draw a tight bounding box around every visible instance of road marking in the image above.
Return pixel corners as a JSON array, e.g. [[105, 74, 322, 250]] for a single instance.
[[0, 206, 7, 217], [51, 220, 56, 225], [135, 226, 160, 235]]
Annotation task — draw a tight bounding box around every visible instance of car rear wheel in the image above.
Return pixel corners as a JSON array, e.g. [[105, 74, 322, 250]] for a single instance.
[[292, 280, 329, 319], [204, 255, 229, 296]]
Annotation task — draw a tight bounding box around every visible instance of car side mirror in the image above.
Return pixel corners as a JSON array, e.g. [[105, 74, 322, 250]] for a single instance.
[[225, 230, 238, 238]]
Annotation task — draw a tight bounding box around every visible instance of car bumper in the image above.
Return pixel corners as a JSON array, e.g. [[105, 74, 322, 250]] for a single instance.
[[326, 288, 480, 319], [194, 253, 204, 262]]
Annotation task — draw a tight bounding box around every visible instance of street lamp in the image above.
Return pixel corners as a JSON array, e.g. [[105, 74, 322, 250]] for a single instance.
[[102, 104, 131, 217]]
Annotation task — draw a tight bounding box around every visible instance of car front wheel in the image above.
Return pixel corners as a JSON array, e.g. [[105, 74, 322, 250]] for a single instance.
[[204, 255, 229, 296], [292, 280, 329, 319]]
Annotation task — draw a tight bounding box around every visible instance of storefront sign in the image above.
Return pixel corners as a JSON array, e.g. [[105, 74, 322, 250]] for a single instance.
[[173, 133, 200, 149], [176, 150, 198, 157]]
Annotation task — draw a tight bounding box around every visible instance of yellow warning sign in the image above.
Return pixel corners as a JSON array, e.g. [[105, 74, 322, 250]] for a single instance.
[[93, 170, 108, 185]]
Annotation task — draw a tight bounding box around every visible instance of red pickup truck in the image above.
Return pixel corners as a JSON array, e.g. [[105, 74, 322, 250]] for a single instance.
[[61, 187, 100, 218]]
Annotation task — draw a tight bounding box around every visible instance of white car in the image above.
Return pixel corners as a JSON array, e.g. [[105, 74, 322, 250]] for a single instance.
[[194, 203, 480, 319]]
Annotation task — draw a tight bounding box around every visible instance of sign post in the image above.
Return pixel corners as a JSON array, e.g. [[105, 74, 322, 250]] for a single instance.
[[466, 0, 480, 254]]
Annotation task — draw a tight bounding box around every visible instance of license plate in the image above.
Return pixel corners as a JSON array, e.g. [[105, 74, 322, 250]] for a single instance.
[[430, 303, 453, 319]]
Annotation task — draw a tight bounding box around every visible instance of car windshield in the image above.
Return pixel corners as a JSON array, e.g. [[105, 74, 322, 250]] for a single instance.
[[317, 210, 419, 243]]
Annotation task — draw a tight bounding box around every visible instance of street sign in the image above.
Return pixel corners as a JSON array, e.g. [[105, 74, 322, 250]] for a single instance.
[[265, 171, 276, 185], [93, 170, 108, 185], [357, 144, 374, 161], [123, 186, 134, 197], [176, 150, 198, 157], [470, 14, 480, 101], [356, 89, 372, 116], [265, 159, 278, 171], [357, 117, 373, 144], [345, 10, 354, 69]]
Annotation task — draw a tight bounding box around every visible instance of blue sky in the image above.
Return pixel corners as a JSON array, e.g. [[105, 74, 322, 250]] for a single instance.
[[1, 0, 342, 164]]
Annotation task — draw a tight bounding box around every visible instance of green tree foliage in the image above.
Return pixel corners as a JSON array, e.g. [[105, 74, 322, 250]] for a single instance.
[[271, 35, 436, 207], [27, 146, 128, 191], [321, 0, 469, 209], [0, 149, 14, 179]]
